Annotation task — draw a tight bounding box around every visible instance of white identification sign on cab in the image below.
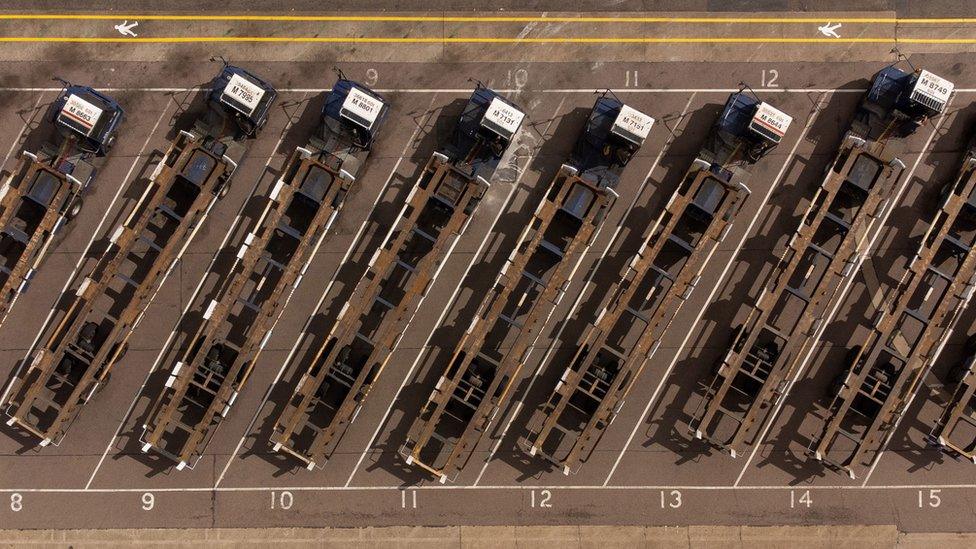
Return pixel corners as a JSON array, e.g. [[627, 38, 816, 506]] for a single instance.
[[340, 87, 384, 130], [482, 97, 525, 139], [750, 102, 793, 142], [221, 73, 265, 116], [912, 70, 954, 112], [60, 94, 104, 136], [611, 104, 654, 145]]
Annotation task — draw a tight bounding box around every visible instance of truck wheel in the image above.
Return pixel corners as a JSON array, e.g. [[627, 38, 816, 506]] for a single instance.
[[67, 199, 83, 220], [111, 341, 129, 362]]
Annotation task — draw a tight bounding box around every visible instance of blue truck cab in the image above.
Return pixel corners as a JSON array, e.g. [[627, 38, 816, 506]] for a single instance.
[[209, 65, 278, 139], [50, 86, 125, 158], [569, 95, 654, 189], [441, 85, 525, 185], [859, 66, 953, 137], [711, 92, 793, 165], [322, 79, 389, 150]]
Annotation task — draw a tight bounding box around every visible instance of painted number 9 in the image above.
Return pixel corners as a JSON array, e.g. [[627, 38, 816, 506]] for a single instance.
[[365, 69, 379, 87], [142, 492, 154, 511]]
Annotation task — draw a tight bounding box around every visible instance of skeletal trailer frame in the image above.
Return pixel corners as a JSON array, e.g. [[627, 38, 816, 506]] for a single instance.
[[0, 139, 89, 327], [524, 157, 750, 474], [4, 128, 238, 446], [689, 135, 906, 458], [400, 164, 616, 482], [139, 147, 351, 469], [271, 151, 490, 469], [811, 144, 976, 478]]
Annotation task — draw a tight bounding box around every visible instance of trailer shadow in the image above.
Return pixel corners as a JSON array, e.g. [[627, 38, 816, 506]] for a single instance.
[[476, 102, 727, 480], [228, 97, 468, 476], [346, 105, 586, 485], [625, 87, 862, 472]]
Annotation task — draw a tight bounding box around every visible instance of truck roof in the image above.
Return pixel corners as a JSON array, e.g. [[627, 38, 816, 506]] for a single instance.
[[719, 93, 793, 145], [868, 65, 954, 121], [51, 85, 124, 156], [569, 95, 653, 187], [210, 65, 278, 137], [441, 86, 525, 182], [322, 79, 389, 148]]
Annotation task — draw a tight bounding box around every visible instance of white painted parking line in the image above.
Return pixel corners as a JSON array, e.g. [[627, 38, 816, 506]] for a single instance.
[[83, 95, 308, 490], [0, 100, 173, 407], [211, 94, 441, 489], [470, 93, 698, 487], [5, 483, 976, 494], [731, 99, 951, 489], [341, 97, 567, 489], [603, 93, 829, 487]]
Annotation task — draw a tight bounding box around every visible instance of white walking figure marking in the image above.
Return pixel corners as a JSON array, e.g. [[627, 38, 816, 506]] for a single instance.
[[818, 22, 842, 38], [114, 20, 139, 37]]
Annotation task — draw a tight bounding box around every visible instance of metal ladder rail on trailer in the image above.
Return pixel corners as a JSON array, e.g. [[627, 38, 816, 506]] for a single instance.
[[930, 335, 976, 461], [3, 131, 233, 445], [401, 166, 616, 483], [525, 160, 749, 474], [140, 149, 350, 469], [689, 134, 905, 457], [270, 153, 488, 469], [522, 91, 795, 474], [810, 145, 976, 478], [686, 64, 955, 458], [0, 139, 81, 321]]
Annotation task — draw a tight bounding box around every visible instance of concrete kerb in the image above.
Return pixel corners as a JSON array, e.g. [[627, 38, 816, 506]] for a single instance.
[[0, 525, 933, 547]]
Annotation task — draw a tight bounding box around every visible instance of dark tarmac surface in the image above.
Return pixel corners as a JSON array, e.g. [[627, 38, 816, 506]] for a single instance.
[[1, 8, 976, 534]]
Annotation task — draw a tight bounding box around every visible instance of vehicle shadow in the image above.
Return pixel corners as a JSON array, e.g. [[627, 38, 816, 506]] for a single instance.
[[350, 104, 587, 485], [231, 96, 469, 477], [748, 98, 976, 484], [481, 101, 728, 481], [106, 94, 324, 477]]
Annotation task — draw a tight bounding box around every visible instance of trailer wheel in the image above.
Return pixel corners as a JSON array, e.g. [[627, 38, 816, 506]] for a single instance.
[[67, 198, 83, 220], [111, 341, 129, 363]]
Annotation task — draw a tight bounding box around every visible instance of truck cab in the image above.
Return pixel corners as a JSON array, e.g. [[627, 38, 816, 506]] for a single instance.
[[569, 95, 654, 189], [859, 66, 953, 137], [441, 85, 525, 186], [208, 65, 278, 139], [708, 92, 793, 165], [51, 86, 125, 159], [314, 79, 390, 179]]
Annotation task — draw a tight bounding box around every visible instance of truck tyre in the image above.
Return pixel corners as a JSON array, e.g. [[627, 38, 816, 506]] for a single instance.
[[67, 198, 83, 220]]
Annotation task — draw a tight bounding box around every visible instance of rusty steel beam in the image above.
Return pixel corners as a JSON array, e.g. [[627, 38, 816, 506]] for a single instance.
[[689, 65, 953, 460], [399, 95, 653, 483], [811, 140, 976, 478], [931, 329, 976, 462], [270, 87, 525, 469], [3, 66, 276, 446], [522, 91, 792, 475]]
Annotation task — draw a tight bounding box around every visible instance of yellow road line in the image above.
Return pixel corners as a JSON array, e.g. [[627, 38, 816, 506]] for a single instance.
[[0, 14, 969, 24], [0, 36, 899, 43], [0, 36, 970, 44]]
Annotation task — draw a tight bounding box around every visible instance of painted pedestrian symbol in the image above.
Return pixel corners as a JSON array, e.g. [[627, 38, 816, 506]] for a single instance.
[[818, 22, 842, 38], [114, 20, 139, 37]]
